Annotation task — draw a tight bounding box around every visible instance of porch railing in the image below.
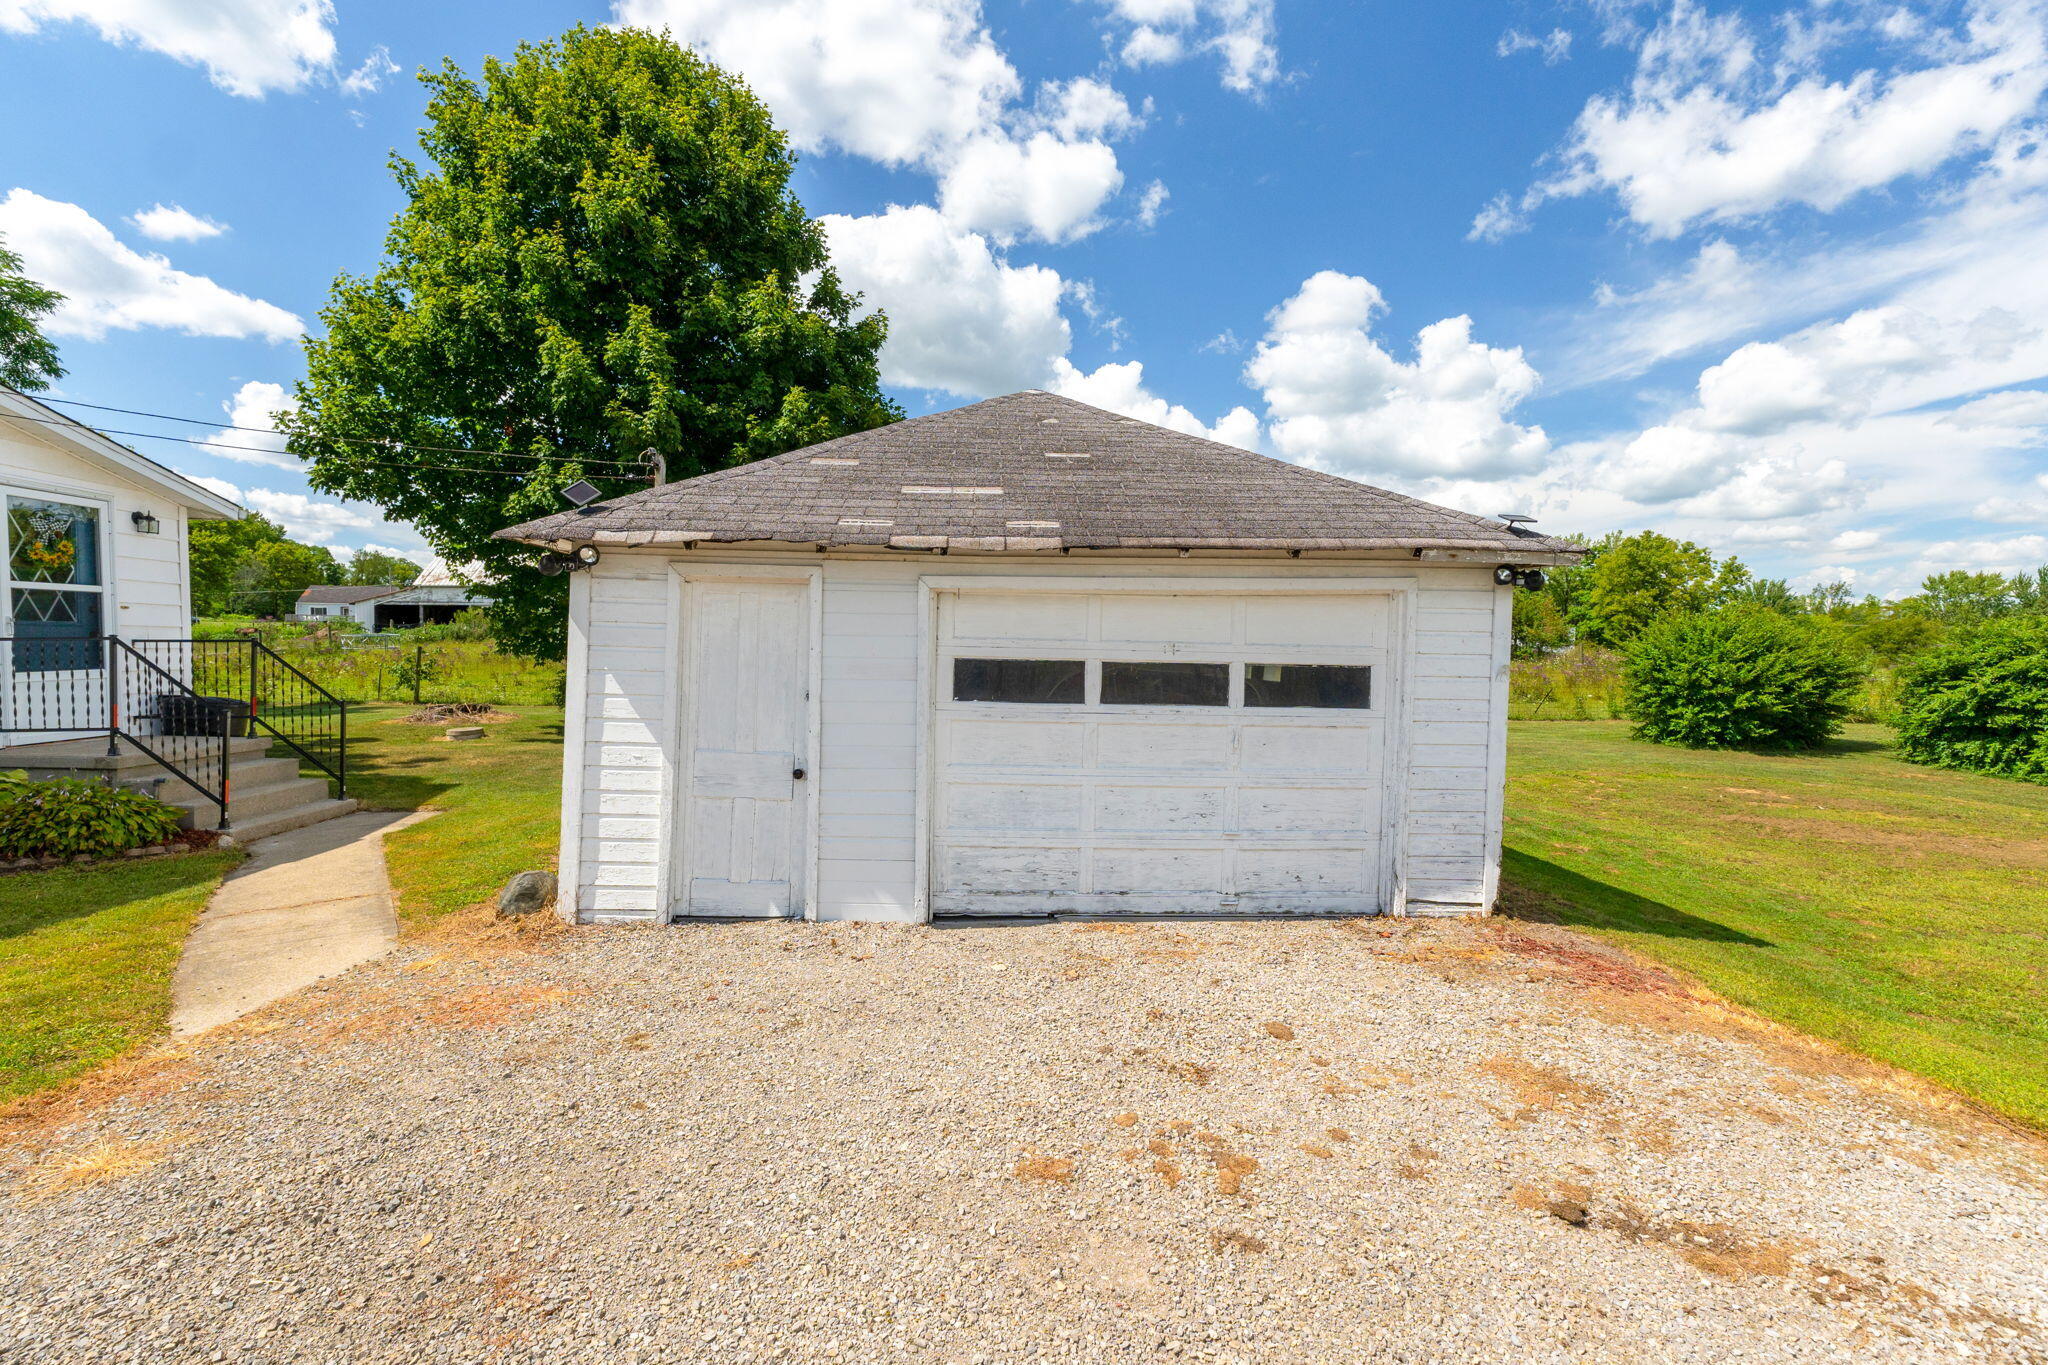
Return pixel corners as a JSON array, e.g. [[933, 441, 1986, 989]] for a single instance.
[[0, 636, 348, 828]]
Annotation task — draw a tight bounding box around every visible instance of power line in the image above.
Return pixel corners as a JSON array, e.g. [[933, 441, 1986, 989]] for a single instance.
[[0, 410, 654, 481], [24, 395, 654, 469]]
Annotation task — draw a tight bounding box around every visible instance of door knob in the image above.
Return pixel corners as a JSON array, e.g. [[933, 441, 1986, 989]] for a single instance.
[[792, 767, 806, 780]]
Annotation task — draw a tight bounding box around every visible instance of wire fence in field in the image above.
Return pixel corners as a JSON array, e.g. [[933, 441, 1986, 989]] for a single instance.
[[256, 639, 565, 706]]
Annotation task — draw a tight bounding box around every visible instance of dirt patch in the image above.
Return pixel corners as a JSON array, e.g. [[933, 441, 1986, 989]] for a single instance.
[[1208, 1229, 1268, 1254], [1477, 1056, 1610, 1113], [395, 703, 517, 726], [1015, 1156, 1075, 1183]]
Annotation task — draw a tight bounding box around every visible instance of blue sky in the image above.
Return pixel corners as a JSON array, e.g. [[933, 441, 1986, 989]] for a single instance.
[[3, 0, 2046, 594]]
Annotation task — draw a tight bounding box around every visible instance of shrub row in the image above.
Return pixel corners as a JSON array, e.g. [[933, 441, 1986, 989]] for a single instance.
[[1617, 607, 2046, 784]]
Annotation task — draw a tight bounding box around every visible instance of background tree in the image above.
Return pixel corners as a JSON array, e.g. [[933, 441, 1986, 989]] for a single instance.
[[0, 233, 64, 392], [343, 548, 422, 586], [189, 514, 289, 616], [284, 26, 898, 658], [1571, 531, 1748, 647], [226, 540, 341, 617]]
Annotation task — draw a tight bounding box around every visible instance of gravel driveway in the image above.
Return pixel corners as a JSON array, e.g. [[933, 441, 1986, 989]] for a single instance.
[[3, 913, 2044, 1364]]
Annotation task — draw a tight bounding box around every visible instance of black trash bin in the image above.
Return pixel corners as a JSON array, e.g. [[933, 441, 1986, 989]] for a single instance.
[[158, 694, 251, 738]]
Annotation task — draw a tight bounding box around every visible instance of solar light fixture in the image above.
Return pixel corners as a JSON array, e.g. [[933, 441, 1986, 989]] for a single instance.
[[1494, 564, 1547, 591], [562, 479, 603, 508], [533, 545, 601, 576], [1497, 512, 1537, 526]]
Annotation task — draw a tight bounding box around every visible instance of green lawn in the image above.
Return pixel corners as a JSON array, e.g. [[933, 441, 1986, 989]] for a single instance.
[[0, 850, 241, 1103], [342, 702, 563, 926], [1504, 721, 2048, 1129]]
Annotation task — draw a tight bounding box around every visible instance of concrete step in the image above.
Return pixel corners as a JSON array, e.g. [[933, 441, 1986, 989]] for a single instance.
[[224, 797, 362, 843], [181, 775, 335, 830], [3, 733, 274, 777]]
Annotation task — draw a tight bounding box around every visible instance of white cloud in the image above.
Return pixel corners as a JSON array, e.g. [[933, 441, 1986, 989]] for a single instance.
[[1243, 270, 1550, 480], [207, 380, 300, 468], [240, 488, 380, 543], [617, 0, 1139, 243], [1511, 0, 2048, 238], [937, 132, 1123, 243], [1912, 532, 2048, 574], [819, 205, 1069, 396], [1830, 528, 1882, 551], [1090, 0, 1278, 91], [128, 202, 224, 241], [1135, 179, 1170, 228], [0, 189, 300, 341], [615, 0, 1018, 165], [1941, 387, 2048, 428], [1048, 356, 1260, 448], [1973, 472, 2048, 522], [188, 473, 243, 505], [0, 0, 338, 97], [1498, 27, 1572, 64], [1034, 76, 1142, 140], [362, 542, 434, 567], [1693, 306, 1944, 434], [338, 44, 396, 98]]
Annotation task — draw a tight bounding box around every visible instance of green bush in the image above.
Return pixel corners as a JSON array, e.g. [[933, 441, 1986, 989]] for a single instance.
[[1894, 616, 2048, 783], [1623, 608, 1863, 750], [0, 778, 186, 860]]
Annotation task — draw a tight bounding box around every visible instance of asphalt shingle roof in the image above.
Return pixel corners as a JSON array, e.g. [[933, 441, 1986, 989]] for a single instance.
[[495, 390, 1579, 555]]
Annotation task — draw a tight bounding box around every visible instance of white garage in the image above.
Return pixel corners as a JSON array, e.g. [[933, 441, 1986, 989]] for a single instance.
[[498, 390, 1580, 925]]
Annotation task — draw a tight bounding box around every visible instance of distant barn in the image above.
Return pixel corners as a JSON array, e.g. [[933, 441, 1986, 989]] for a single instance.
[[295, 561, 491, 631]]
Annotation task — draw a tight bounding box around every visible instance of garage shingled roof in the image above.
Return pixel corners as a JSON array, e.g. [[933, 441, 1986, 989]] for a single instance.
[[494, 390, 1580, 555]]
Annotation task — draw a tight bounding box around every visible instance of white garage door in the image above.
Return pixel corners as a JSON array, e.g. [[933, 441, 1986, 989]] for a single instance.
[[932, 589, 1392, 916]]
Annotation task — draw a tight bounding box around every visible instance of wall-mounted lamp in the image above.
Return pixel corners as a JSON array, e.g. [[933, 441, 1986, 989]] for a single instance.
[[130, 510, 161, 535]]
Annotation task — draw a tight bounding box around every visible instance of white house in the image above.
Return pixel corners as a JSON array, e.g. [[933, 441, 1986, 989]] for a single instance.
[[1, 386, 242, 739], [498, 391, 1580, 926]]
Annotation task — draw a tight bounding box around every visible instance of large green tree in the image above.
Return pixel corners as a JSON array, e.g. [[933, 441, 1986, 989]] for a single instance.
[[189, 514, 289, 616], [1571, 531, 1750, 648], [343, 548, 422, 586], [284, 26, 898, 657], [0, 234, 64, 391]]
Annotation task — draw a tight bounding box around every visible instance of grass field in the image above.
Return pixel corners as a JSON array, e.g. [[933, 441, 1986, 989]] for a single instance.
[[1503, 721, 2048, 1129], [0, 850, 242, 1102], [342, 702, 563, 926]]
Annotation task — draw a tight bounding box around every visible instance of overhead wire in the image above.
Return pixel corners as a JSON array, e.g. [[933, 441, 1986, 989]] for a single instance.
[[0, 408, 656, 481]]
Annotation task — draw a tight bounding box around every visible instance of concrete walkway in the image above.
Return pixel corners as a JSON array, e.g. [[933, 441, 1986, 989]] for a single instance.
[[169, 809, 435, 1035]]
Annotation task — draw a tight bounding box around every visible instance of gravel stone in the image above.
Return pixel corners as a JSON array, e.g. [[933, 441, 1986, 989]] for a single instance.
[[2, 915, 2043, 1364]]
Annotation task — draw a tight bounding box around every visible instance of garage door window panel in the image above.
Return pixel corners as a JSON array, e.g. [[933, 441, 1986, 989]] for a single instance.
[[1099, 661, 1228, 706], [1244, 663, 1372, 709], [952, 657, 1084, 704]]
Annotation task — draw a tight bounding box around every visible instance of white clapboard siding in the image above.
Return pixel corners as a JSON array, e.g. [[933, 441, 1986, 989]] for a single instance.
[[563, 552, 1512, 922]]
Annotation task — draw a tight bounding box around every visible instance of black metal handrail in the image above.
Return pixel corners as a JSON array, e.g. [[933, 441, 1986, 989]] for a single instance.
[[130, 639, 348, 799], [2, 634, 351, 826], [108, 638, 233, 826]]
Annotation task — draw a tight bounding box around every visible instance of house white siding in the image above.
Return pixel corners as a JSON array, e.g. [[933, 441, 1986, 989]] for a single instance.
[[563, 548, 1511, 925], [0, 420, 194, 640]]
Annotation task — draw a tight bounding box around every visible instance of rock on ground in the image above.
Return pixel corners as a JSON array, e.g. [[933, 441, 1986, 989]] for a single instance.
[[2, 915, 2044, 1364]]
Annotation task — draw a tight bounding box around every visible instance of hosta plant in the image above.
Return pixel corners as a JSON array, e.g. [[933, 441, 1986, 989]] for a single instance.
[[0, 777, 186, 860]]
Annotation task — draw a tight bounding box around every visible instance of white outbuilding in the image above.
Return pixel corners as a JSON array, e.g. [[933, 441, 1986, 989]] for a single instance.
[[498, 391, 1579, 925]]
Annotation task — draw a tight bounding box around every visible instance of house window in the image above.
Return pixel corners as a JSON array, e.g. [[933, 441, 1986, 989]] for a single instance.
[[1100, 661, 1229, 706], [1244, 663, 1372, 709], [952, 658, 1084, 704], [5, 496, 103, 673]]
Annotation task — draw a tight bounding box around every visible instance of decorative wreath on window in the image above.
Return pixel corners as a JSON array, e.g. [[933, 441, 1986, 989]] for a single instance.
[[16, 509, 79, 576]]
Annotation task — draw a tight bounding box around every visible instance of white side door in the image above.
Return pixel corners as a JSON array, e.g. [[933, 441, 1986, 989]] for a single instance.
[[676, 578, 811, 918]]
